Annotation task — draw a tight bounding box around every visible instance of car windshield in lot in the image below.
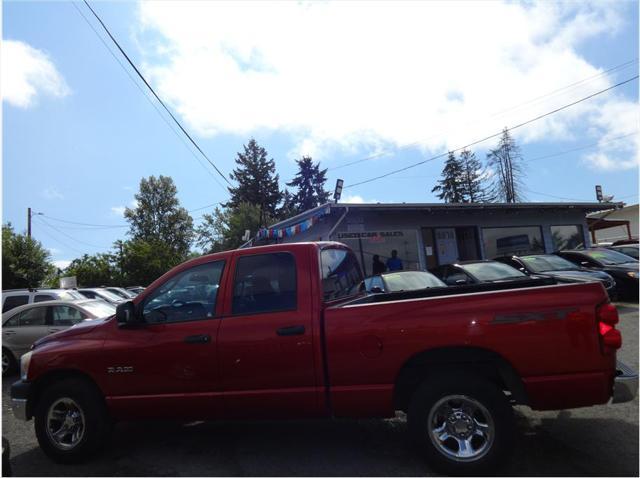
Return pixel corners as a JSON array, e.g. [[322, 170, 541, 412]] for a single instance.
[[59, 290, 85, 301], [462, 262, 526, 281], [80, 300, 116, 318], [582, 249, 640, 265], [521, 255, 580, 272], [383, 271, 446, 291]]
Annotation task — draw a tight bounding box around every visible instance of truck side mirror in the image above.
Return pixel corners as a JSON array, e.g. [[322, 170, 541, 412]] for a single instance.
[[116, 301, 138, 325], [370, 286, 383, 294]]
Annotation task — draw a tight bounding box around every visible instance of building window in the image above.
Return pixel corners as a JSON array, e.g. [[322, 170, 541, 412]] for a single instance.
[[334, 230, 420, 276], [482, 226, 544, 258], [551, 225, 584, 251]]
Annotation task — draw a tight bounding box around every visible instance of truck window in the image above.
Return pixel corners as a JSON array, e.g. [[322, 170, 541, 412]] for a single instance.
[[232, 253, 297, 315], [34, 294, 55, 303], [142, 261, 225, 324], [2, 295, 29, 312], [321, 248, 363, 301]]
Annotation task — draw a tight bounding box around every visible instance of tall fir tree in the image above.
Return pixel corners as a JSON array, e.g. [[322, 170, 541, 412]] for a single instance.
[[286, 156, 330, 214], [227, 139, 282, 226], [458, 149, 488, 203], [431, 151, 465, 203], [486, 128, 525, 203], [277, 189, 297, 220]]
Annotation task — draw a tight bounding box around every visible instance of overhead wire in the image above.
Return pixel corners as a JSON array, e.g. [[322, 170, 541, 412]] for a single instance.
[[70, 2, 229, 194], [81, 0, 233, 189], [36, 216, 112, 249], [343, 75, 639, 189], [327, 58, 638, 172]]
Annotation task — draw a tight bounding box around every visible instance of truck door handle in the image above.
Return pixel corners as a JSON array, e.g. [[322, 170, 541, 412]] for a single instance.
[[276, 325, 305, 336], [184, 334, 211, 344]]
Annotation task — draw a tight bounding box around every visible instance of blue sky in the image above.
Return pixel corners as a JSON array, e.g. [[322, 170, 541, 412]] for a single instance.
[[3, 1, 639, 269]]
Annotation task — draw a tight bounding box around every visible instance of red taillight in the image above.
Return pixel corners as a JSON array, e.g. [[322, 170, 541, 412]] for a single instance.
[[597, 303, 622, 352]]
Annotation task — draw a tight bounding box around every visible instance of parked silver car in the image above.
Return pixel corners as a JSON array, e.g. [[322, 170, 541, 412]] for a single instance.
[[77, 288, 125, 305], [1, 289, 85, 313], [104, 287, 137, 299], [2, 299, 115, 375]]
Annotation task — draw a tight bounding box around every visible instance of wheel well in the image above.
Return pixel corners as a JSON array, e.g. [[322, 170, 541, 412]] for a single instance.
[[28, 369, 105, 419], [393, 346, 528, 411]]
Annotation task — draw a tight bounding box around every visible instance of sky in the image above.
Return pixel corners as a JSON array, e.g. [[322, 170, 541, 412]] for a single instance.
[[2, 0, 639, 270]]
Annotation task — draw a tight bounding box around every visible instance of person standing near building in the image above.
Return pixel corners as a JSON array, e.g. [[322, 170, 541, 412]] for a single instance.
[[372, 255, 386, 275], [386, 249, 403, 271]]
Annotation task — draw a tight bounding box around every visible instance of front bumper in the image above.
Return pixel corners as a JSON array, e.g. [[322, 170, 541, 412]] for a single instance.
[[612, 361, 638, 404], [10, 380, 32, 421]]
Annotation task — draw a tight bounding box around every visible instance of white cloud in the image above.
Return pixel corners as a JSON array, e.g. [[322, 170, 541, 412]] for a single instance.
[[1, 39, 70, 108], [42, 187, 64, 200], [111, 206, 126, 216], [48, 248, 61, 255], [135, 1, 635, 168], [53, 260, 72, 270], [342, 194, 378, 204]]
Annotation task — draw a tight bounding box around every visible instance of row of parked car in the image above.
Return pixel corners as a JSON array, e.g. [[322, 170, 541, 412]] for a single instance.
[[359, 247, 639, 301], [1, 286, 145, 376]]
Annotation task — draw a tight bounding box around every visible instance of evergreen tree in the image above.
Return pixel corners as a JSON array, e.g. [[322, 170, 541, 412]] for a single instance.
[[124, 175, 194, 258], [431, 152, 465, 203], [458, 149, 488, 203], [286, 156, 330, 214], [486, 128, 525, 203], [277, 189, 297, 220], [227, 139, 282, 226]]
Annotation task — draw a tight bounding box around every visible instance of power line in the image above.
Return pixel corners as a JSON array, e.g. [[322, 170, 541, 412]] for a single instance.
[[36, 216, 112, 249], [387, 132, 638, 178], [524, 132, 638, 164], [81, 0, 233, 188], [328, 58, 638, 172], [42, 214, 128, 228], [71, 2, 229, 193], [344, 75, 639, 189], [188, 202, 222, 213]]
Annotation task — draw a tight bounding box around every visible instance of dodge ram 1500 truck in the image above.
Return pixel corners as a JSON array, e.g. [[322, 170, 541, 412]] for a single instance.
[[11, 242, 638, 474]]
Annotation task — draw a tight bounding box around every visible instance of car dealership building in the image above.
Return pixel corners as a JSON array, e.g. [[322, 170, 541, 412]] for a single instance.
[[254, 201, 623, 277]]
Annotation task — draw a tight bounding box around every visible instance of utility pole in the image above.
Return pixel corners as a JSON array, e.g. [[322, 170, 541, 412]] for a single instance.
[[27, 207, 32, 238]]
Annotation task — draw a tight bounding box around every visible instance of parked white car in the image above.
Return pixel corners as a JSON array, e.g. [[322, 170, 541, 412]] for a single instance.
[[1, 289, 85, 313], [2, 299, 115, 375], [77, 288, 125, 305]]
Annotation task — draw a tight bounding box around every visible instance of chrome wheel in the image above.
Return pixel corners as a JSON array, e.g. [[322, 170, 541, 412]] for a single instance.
[[427, 394, 494, 462], [2, 351, 9, 374], [45, 398, 86, 450]]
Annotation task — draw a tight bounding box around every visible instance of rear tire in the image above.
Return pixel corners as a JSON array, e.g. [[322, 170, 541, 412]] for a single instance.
[[2, 349, 17, 377], [34, 379, 110, 464], [408, 372, 515, 475]]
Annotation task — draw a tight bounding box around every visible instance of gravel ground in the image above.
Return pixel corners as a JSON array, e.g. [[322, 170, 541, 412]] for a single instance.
[[3, 302, 638, 476]]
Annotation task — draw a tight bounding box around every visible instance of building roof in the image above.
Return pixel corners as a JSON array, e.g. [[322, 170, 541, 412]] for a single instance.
[[335, 201, 622, 211], [268, 201, 622, 230]]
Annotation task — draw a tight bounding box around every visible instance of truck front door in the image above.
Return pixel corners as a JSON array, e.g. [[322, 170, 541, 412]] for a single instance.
[[217, 249, 321, 418], [103, 259, 226, 420]]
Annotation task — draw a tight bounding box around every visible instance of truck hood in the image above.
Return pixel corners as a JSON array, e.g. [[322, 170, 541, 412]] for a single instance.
[[33, 316, 112, 349]]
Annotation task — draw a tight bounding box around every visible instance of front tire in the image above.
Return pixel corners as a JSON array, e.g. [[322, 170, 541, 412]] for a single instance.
[[34, 379, 110, 463], [2, 349, 17, 377], [408, 372, 515, 475]]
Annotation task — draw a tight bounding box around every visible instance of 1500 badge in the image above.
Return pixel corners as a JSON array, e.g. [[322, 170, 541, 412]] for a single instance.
[[107, 366, 134, 373]]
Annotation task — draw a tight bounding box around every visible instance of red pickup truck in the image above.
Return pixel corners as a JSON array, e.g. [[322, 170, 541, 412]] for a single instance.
[[11, 242, 637, 474]]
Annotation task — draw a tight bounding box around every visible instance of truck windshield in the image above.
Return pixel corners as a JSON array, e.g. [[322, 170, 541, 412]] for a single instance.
[[321, 248, 363, 301], [521, 255, 580, 272]]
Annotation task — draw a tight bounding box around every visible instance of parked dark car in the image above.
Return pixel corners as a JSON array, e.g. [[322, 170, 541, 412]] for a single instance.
[[358, 270, 446, 294], [430, 260, 543, 286], [556, 248, 639, 299], [494, 254, 617, 299], [609, 244, 639, 260]]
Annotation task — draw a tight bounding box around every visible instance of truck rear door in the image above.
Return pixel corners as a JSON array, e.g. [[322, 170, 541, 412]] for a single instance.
[[217, 247, 321, 418]]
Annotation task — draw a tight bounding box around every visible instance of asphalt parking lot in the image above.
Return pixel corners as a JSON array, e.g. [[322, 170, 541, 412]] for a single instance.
[[3, 302, 638, 476]]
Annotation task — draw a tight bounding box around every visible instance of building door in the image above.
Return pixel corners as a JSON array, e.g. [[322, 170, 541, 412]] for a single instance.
[[435, 228, 459, 265], [421, 228, 438, 270], [455, 227, 480, 261]]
